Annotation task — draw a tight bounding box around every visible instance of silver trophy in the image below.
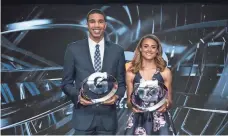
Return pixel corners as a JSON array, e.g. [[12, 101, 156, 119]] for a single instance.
[[131, 79, 168, 112], [80, 72, 118, 104]]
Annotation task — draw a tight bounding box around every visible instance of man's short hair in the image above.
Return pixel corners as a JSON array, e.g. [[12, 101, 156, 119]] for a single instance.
[[87, 9, 107, 22]]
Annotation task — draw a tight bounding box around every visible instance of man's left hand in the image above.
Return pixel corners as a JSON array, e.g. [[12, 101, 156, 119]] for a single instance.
[[102, 95, 119, 105]]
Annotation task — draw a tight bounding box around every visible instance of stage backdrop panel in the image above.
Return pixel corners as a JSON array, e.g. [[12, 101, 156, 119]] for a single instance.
[[1, 4, 228, 135]]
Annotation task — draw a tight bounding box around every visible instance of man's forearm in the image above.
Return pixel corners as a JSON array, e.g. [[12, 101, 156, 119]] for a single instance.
[[116, 86, 126, 98], [116, 49, 126, 99], [62, 84, 79, 97]]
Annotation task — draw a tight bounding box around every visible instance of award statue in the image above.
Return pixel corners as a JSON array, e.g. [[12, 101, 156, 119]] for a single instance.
[[80, 72, 118, 104], [131, 78, 168, 112]]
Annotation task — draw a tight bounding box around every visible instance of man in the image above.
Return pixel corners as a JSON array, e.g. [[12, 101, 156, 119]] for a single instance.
[[62, 9, 126, 135]]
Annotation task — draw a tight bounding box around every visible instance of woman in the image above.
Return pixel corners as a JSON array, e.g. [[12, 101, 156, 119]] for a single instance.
[[124, 34, 176, 135]]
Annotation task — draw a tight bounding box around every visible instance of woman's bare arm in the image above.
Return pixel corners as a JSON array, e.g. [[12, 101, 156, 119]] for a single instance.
[[126, 71, 134, 107], [163, 67, 173, 108]]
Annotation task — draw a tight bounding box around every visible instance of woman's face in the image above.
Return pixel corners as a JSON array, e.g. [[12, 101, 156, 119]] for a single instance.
[[140, 38, 159, 60]]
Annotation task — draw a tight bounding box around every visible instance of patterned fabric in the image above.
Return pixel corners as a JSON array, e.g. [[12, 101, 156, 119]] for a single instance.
[[94, 44, 101, 72], [124, 70, 176, 135]]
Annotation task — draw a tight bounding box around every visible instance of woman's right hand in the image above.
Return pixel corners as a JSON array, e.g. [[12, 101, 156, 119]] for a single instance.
[[127, 99, 143, 113], [132, 107, 143, 113]]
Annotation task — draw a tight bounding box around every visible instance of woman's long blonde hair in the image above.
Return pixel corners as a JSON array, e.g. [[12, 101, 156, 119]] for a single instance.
[[128, 34, 167, 73]]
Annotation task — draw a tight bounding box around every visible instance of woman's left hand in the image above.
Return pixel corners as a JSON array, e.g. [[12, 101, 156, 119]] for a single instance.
[[157, 99, 172, 113]]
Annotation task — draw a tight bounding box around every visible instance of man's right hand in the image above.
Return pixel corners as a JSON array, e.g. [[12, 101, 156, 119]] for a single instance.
[[79, 95, 93, 106]]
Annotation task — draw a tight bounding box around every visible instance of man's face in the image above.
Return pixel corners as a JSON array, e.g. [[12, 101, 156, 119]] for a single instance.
[[87, 13, 107, 42]]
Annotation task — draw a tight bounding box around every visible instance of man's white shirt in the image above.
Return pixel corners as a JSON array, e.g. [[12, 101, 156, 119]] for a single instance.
[[88, 37, 105, 69]]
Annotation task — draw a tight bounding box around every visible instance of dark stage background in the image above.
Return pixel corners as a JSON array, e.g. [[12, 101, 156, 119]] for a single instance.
[[1, 4, 228, 135]]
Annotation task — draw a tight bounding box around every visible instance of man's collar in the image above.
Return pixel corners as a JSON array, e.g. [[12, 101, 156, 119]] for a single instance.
[[88, 37, 104, 46]]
